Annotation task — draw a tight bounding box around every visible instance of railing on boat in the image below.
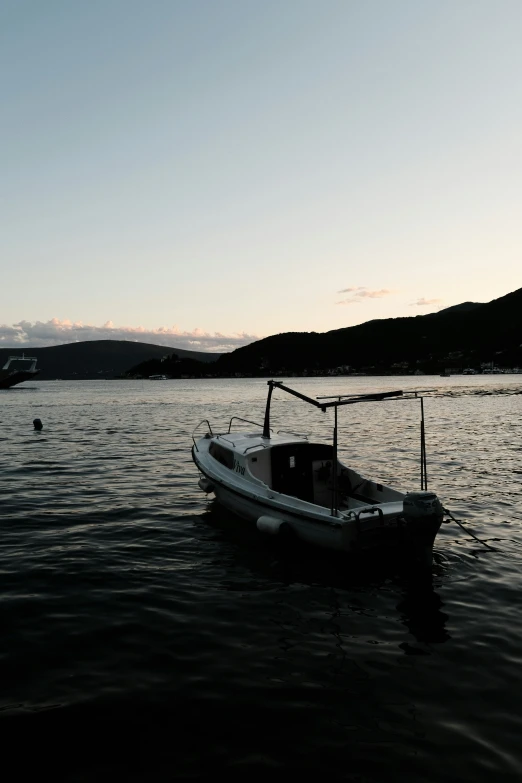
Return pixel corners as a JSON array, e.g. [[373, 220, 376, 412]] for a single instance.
[[2, 355, 39, 372], [243, 443, 269, 454], [191, 419, 213, 451], [227, 416, 266, 433], [215, 434, 237, 447]]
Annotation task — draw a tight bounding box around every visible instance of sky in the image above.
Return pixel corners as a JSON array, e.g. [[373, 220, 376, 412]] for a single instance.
[[2, 0, 521, 351]]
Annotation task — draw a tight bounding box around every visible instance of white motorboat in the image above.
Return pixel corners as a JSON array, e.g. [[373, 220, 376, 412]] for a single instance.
[[192, 381, 445, 566]]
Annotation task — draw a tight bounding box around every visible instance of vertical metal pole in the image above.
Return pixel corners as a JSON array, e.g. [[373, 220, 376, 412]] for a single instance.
[[423, 401, 428, 491], [331, 405, 338, 516], [263, 383, 274, 438], [420, 397, 428, 491], [420, 398, 424, 490]]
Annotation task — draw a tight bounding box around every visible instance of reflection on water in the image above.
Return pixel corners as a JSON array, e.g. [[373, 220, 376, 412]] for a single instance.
[[397, 583, 450, 647], [0, 376, 521, 780], [208, 501, 453, 650]]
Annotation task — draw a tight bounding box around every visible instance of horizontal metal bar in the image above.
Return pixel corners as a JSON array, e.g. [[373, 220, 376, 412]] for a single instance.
[[319, 390, 404, 408], [269, 381, 324, 408], [317, 390, 403, 402]]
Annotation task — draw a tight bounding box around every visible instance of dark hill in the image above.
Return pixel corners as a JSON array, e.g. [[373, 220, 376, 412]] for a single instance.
[[434, 301, 483, 316], [0, 340, 221, 380], [216, 288, 522, 375]]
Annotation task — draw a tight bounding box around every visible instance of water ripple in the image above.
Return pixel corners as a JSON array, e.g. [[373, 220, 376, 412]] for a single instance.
[[1, 376, 521, 780]]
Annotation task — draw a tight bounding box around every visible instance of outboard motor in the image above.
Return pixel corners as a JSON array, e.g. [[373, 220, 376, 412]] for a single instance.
[[403, 491, 444, 568]]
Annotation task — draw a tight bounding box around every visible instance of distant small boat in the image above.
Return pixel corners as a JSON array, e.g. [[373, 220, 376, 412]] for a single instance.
[[0, 354, 40, 389], [149, 374, 168, 380]]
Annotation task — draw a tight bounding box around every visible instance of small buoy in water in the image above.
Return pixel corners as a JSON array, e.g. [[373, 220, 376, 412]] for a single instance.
[[33, 418, 43, 430]]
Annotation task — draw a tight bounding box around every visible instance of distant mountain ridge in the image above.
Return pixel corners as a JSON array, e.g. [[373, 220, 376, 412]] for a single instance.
[[2, 289, 520, 380], [0, 340, 221, 380], [215, 287, 522, 374], [433, 301, 483, 316]]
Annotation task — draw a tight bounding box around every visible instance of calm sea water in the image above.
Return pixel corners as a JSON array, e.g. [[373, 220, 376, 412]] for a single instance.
[[1, 376, 521, 781]]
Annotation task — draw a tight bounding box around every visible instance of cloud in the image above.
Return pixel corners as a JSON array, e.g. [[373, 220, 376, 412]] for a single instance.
[[356, 288, 394, 299], [409, 298, 443, 307], [337, 286, 367, 294], [336, 287, 395, 305], [0, 324, 22, 340], [0, 319, 260, 353]]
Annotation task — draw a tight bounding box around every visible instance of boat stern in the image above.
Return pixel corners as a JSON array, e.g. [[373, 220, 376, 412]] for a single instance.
[[402, 491, 444, 568]]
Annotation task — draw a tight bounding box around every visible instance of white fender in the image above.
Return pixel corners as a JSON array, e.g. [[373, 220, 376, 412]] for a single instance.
[[256, 515, 286, 535], [198, 477, 215, 493]]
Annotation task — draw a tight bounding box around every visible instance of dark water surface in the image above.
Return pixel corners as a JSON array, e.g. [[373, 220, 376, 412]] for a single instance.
[[1, 377, 521, 781]]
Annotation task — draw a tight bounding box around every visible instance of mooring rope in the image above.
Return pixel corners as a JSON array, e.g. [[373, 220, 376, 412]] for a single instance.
[[444, 507, 497, 551]]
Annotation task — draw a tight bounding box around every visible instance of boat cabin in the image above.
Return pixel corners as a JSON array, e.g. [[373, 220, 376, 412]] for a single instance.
[[208, 435, 402, 510]]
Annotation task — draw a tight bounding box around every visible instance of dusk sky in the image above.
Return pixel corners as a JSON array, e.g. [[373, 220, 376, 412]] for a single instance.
[[2, 0, 521, 351]]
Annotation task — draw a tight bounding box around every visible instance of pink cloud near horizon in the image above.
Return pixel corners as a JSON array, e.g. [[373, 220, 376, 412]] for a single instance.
[[336, 287, 395, 305], [410, 297, 443, 307], [0, 318, 261, 353]]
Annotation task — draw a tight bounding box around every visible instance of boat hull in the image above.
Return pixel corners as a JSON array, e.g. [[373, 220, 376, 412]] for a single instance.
[[193, 444, 407, 554], [0, 370, 40, 389], [212, 479, 345, 550]]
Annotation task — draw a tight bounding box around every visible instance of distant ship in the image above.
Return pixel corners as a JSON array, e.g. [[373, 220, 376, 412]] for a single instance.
[[149, 374, 168, 380], [0, 354, 40, 389]]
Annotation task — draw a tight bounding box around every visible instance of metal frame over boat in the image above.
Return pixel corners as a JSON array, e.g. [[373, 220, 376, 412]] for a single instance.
[[192, 381, 445, 565]]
